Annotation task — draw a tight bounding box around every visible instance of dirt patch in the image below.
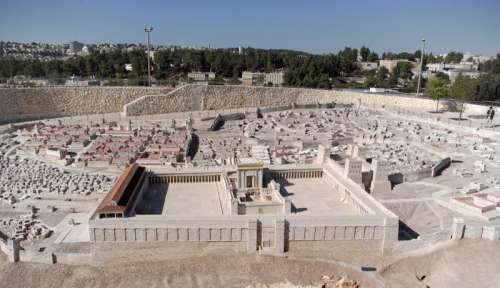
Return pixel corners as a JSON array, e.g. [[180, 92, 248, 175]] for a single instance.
[[0, 253, 376, 288], [380, 239, 500, 288]]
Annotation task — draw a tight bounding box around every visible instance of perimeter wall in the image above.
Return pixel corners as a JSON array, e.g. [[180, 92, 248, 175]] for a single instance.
[[0, 85, 490, 124], [0, 86, 173, 124], [124, 85, 491, 116]]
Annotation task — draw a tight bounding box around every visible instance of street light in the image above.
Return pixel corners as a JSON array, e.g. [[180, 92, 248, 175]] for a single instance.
[[416, 38, 426, 96], [144, 27, 154, 87]]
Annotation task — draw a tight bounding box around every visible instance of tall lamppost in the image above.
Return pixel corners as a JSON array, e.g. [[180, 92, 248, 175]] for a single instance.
[[416, 38, 426, 96], [144, 27, 154, 87]]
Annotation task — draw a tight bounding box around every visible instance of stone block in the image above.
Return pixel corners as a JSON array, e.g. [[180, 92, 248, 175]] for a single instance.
[[275, 219, 285, 253], [231, 228, 241, 241], [135, 228, 146, 242], [364, 226, 374, 240], [247, 219, 258, 253], [482, 226, 500, 240], [305, 227, 315, 240], [314, 226, 325, 240], [354, 226, 364, 240], [221, 228, 231, 241], [373, 226, 384, 240], [451, 217, 465, 240], [167, 228, 178, 241], [115, 229, 125, 241], [94, 229, 104, 242], [325, 227, 335, 240], [210, 228, 221, 241], [464, 225, 483, 239], [89, 229, 96, 242], [178, 228, 188, 241], [188, 228, 199, 241], [157, 229, 167, 241], [7, 239, 20, 263], [344, 226, 354, 240], [242, 228, 248, 241], [146, 228, 157, 241], [200, 228, 210, 241], [382, 226, 399, 251], [104, 229, 115, 242], [334, 226, 345, 240], [432, 157, 451, 177], [294, 227, 305, 240], [125, 229, 136, 241]]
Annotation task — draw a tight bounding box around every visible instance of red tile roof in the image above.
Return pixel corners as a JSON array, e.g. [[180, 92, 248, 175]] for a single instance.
[[95, 163, 145, 215]]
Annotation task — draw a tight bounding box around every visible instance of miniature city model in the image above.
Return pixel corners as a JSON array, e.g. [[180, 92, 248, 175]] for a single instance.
[[1, 84, 500, 271]]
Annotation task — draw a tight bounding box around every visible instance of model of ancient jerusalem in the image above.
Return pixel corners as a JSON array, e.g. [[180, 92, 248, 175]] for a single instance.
[[1, 2, 500, 287]]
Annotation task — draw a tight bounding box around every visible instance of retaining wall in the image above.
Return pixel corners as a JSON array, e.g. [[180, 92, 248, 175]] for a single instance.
[[89, 214, 396, 254], [0, 86, 172, 124], [124, 84, 491, 117], [1, 85, 491, 124]]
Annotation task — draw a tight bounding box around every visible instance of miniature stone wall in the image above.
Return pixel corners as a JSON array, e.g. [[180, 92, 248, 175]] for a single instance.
[[124, 84, 457, 117], [0, 87, 172, 124], [123, 85, 203, 116], [89, 215, 396, 254], [2, 85, 491, 124], [451, 218, 500, 241], [287, 224, 385, 242], [89, 217, 252, 249]]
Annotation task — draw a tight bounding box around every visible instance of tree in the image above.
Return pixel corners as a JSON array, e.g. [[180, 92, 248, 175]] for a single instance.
[[339, 47, 358, 63], [445, 51, 463, 64], [393, 62, 413, 81], [479, 55, 500, 74], [376, 67, 390, 87], [360, 46, 370, 62], [365, 67, 390, 88], [426, 78, 450, 112], [451, 74, 478, 119], [435, 72, 450, 82], [474, 73, 500, 102], [367, 52, 379, 62]]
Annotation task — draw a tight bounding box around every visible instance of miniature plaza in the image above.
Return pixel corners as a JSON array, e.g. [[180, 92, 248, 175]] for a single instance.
[[1, 89, 500, 263]]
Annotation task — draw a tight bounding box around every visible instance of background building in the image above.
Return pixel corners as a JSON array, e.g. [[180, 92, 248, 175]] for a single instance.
[[242, 71, 284, 86], [187, 72, 216, 82]]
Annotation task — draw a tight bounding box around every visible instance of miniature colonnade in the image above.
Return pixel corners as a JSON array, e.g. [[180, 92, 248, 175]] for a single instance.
[[149, 174, 221, 184], [270, 169, 323, 180]]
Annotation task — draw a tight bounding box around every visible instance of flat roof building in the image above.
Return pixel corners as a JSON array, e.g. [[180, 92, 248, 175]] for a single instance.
[[187, 72, 216, 82], [242, 71, 285, 87]]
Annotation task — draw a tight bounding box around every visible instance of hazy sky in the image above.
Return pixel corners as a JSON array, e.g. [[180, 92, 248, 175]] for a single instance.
[[1, 0, 499, 56]]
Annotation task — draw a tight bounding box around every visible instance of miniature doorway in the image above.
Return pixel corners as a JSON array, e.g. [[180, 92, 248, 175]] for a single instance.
[[246, 176, 254, 188]]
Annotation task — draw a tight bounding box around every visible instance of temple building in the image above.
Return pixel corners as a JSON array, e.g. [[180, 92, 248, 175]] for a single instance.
[[90, 146, 398, 254]]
